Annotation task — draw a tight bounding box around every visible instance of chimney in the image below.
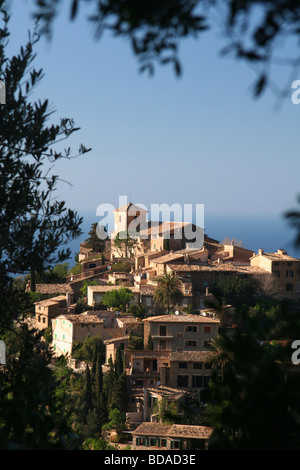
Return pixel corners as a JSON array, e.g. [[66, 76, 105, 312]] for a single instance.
[[258, 249, 264, 255]]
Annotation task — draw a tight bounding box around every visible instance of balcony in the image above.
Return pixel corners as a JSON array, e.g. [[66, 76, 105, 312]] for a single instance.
[[152, 335, 174, 340], [130, 368, 160, 377]]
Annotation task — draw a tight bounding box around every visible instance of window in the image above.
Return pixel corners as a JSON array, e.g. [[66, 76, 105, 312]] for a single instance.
[[287, 262, 293, 266], [192, 375, 203, 387], [159, 340, 166, 350], [178, 362, 187, 369], [185, 340, 197, 347], [161, 439, 167, 447], [193, 362, 202, 369], [159, 326, 167, 336], [203, 340, 211, 347], [274, 270, 280, 278], [177, 375, 188, 387], [286, 283, 294, 292], [204, 326, 211, 333], [173, 441, 180, 449], [185, 325, 197, 332], [205, 363, 212, 369], [42, 317, 46, 323], [274, 262, 279, 266], [286, 270, 294, 278]]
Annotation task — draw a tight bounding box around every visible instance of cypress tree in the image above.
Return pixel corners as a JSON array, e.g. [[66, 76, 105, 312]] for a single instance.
[[82, 364, 93, 413], [114, 346, 123, 378], [95, 355, 103, 411]]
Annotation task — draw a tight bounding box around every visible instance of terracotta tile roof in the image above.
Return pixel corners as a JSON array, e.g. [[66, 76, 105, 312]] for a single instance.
[[138, 221, 192, 238], [150, 250, 199, 265], [133, 422, 214, 440], [140, 285, 156, 296], [133, 422, 172, 437], [104, 335, 130, 344], [35, 295, 66, 306], [88, 285, 140, 293], [169, 350, 213, 362], [143, 314, 220, 324], [167, 264, 268, 273], [57, 311, 111, 324], [35, 284, 74, 294], [251, 250, 299, 262], [146, 385, 188, 400], [167, 424, 214, 440]]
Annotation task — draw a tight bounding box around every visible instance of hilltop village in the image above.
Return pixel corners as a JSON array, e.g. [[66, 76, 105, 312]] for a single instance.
[[29, 203, 300, 450]]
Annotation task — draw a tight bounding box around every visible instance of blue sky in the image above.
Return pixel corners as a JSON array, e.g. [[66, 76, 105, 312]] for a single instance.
[[5, 1, 300, 254]]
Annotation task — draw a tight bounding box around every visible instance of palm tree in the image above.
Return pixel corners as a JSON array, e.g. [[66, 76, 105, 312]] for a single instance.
[[208, 335, 234, 380], [153, 272, 183, 313]]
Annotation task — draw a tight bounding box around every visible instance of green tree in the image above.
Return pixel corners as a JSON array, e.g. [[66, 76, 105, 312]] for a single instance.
[[95, 355, 103, 411], [102, 287, 134, 311], [102, 408, 126, 437], [114, 231, 138, 258], [111, 261, 132, 273], [72, 335, 105, 364], [204, 306, 300, 450], [153, 397, 183, 425], [153, 273, 183, 313], [128, 302, 147, 319], [114, 346, 124, 377], [212, 276, 256, 308], [36, 262, 70, 284], [82, 364, 93, 413], [79, 279, 98, 299], [146, 332, 153, 351], [0, 325, 77, 449], [0, 4, 89, 449], [70, 263, 82, 276], [85, 222, 107, 253], [128, 335, 144, 350], [0, 3, 90, 292]]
